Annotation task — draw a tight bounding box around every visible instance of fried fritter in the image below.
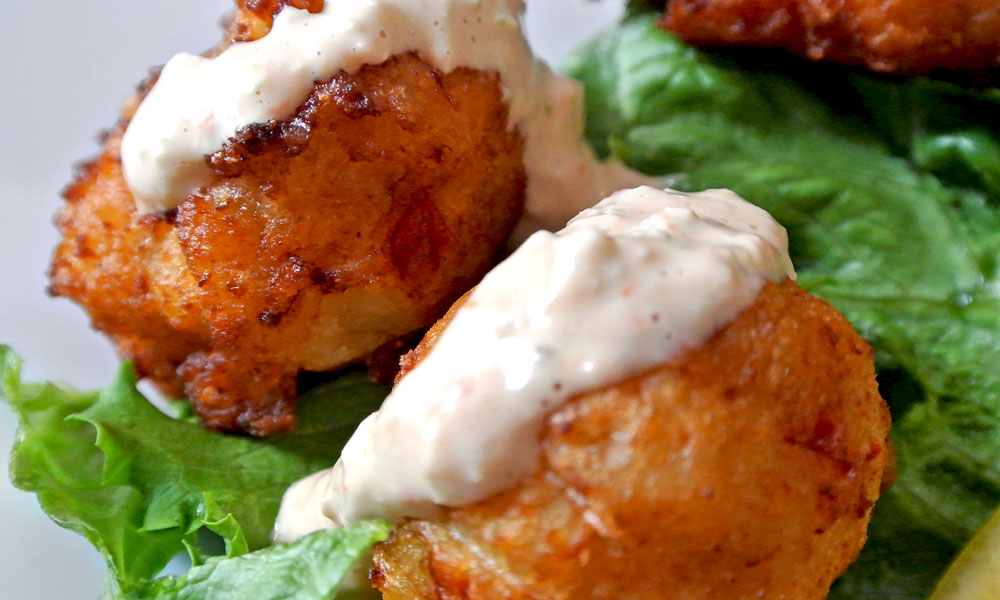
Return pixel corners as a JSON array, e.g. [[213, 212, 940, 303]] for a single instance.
[[662, 0, 1000, 76], [372, 280, 891, 600], [50, 6, 525, 435]]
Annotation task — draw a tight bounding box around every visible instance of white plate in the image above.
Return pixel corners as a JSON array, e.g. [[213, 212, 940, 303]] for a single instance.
[[0, 1, 624, 597]]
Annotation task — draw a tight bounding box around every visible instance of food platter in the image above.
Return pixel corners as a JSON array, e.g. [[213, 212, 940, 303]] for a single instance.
[[5, 0, 1000, 598]]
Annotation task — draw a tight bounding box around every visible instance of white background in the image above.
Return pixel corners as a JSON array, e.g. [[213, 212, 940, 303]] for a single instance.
[[0, 1, 624, 597]]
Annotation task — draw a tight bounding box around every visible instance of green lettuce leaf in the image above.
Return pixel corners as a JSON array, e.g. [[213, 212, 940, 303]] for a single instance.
[[1, 345, 388, 596], [103, 523, 390, 600], [564, 16, 1000, 599]]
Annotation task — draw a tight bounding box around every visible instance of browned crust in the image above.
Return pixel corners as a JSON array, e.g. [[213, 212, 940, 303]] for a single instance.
[[239, 0, 323, 19], [395, 288, 473, 385], [230, 0, 325, 42], [51, 45, 525, 435], [662, 0, 1000, 76], [374, 280, 892, 599]]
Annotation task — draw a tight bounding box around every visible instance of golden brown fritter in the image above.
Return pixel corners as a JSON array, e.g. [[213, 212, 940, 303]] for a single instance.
[[50, 6, 526, 435], [662, 0, 1000, 76], [372, 280, 892, 600]]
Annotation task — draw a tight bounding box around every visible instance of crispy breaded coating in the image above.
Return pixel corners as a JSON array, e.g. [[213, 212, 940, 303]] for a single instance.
[[662, 0, 1000, 76], [229, 0, 324, 42], [372, 280, 891, 600], [50, 7, 525, 435]]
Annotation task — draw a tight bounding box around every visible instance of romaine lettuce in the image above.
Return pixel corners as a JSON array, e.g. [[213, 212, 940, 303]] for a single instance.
[[1, 346, 389, 598], [565, 12, 1000, 599]]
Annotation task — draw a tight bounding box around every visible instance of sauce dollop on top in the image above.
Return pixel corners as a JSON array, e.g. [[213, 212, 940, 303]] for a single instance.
[[274, 185, 796, 542], [121, 0, 644, 231]]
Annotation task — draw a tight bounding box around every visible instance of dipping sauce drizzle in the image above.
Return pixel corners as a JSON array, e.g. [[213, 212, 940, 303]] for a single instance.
[[121, 0, 645, 232]]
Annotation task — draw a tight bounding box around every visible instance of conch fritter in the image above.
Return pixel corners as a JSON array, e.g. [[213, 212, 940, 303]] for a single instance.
[[662, 0, 1000, 76], [272, 186, 891, 598], [50, 3, 525, 435], [372, 280, 892, 600]]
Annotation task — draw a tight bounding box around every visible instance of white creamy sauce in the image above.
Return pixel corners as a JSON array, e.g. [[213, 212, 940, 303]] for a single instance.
[[273, 186, 796, 542], [120, 0, 647, 228]]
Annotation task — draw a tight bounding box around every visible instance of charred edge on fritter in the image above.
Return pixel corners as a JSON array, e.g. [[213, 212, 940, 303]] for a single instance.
[[232, 0, 326, 42], [210, 77, 386, 176]]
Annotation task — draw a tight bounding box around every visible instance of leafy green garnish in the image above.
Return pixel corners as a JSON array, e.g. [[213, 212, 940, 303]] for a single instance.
[[103, 523, 391, 600], [1, 346, 389, 598], [565, 16, 1000, 599]]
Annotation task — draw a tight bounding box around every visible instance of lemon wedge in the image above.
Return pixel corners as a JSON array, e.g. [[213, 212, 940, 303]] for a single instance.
[[930, 506, 1000, 599]]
